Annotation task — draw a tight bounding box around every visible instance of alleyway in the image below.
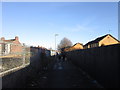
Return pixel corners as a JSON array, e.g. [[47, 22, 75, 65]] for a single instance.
[[25, 58, 103, 88]]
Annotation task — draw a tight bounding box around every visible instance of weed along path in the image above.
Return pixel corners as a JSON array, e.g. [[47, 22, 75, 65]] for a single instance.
[[25, 58, 102, 88]]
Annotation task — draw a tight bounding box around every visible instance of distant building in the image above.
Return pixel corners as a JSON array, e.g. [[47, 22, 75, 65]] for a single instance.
[[45, 49, 51, 57], [84, 34, 120, 49], [30, 46, 39, 56], [64, 43, 83, 52], [0, 36, 22, 55], [49, 49, 55, 56], [30, 46, 51, 57]]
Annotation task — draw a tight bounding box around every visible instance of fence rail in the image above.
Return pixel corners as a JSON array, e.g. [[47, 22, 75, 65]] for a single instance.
[[0, 40, 51, 77]]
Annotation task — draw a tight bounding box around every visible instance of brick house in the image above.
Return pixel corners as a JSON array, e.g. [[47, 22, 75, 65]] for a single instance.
[[84, 34, 120, 49], [64, 43, 83, 52], [0, 36, 23, 55]]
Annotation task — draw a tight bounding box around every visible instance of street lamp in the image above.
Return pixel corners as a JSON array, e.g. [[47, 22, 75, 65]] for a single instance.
[[55, 34, 58, 55]]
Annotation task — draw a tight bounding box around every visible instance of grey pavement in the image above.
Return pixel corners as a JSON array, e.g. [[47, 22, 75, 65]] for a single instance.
[[25, 58, 103, 88]]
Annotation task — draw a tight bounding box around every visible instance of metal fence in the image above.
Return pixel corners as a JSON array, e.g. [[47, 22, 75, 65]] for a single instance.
[[0, 41, 31, 75]]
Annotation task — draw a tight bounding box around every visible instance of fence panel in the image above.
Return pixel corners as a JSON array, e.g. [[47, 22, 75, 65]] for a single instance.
[[0, 41, 30, 76], [67, 44, 120, 88]]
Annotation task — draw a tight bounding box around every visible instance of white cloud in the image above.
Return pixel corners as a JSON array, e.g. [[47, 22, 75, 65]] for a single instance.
[[63, 16, 98, 33], [63, 24, 97, 33]]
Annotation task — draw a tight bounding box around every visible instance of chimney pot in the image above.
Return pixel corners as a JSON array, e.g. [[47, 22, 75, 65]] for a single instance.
[[15, 36, 19, 41], [1, 37, 5, 41]]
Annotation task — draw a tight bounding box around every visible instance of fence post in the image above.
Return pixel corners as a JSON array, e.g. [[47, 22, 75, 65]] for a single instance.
[[22, 44, 26, 67]]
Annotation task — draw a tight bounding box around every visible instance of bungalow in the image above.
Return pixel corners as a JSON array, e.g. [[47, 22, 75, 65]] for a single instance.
[[64, 43, 83, 52], [84, 34, 120, 49]]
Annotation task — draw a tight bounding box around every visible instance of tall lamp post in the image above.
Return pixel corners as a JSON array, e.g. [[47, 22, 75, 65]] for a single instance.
[[55, 34, 58, 56]]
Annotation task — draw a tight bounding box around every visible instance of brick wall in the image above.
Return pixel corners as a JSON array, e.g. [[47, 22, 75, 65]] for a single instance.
[[99, 35, 119, 46], [10, 41, 23, 54]]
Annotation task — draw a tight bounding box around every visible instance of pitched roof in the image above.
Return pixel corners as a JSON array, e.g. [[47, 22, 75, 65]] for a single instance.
[[84, 34, 119, 46], [4, 39, 16, 42], [64, 43, 83, 50], [64, 43, 83, 49], [72, 43, 83, 47]]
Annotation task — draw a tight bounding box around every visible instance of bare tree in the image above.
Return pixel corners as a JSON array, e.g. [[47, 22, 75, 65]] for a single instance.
[[57, 37, 73, 51]]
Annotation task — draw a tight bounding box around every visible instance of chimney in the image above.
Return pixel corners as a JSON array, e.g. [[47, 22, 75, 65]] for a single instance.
[[15, 36, 19, 41], [1, 37, 5, 41]]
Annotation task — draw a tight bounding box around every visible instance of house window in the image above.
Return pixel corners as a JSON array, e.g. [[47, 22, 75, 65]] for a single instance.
[[95, 43, 97, 47], [90, 44, 92, 48]]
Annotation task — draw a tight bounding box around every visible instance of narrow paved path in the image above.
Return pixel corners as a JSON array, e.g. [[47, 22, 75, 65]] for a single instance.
[[25, 58, 103, 88]]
